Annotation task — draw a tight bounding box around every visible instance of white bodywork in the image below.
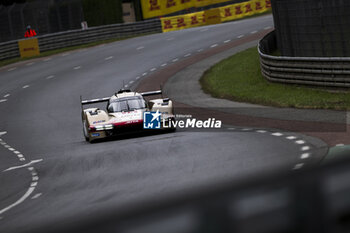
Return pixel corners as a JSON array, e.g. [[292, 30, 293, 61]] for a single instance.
[[81, 90, 175, 142]]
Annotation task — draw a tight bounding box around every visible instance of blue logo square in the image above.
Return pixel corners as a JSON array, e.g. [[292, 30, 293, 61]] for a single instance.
[[143, 111, 161, 129]]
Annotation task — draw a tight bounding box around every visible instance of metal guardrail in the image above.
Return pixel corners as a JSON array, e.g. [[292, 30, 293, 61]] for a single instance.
[[0, 19, 162, 61], [259, 31, 350, 88]]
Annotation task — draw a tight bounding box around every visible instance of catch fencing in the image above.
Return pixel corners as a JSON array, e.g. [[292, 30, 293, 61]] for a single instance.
[[271, 0, 350, 57], [259, 31, 350, 88], [0, 18, 161, 61], [0, 0, 84, 43]]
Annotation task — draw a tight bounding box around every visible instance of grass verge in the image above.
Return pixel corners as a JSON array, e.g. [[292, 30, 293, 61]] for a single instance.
[[0, 33, 155, 68], [200, 47, 350, 110]]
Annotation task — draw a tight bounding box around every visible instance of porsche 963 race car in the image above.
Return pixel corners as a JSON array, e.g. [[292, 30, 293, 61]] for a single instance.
[[80, 89, 175, 142]]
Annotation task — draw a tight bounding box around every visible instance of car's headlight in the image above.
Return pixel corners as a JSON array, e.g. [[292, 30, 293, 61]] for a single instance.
[[104, 124, 113, 130]]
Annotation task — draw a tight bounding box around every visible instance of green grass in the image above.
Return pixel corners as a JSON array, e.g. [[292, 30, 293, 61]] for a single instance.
[[0, 33, 155, 68], [200, 47, 350, 110]]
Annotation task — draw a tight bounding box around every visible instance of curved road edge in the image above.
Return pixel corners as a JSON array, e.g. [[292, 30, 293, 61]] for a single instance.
[[135, 29, 348, 148], [133, 28, 336, 165]]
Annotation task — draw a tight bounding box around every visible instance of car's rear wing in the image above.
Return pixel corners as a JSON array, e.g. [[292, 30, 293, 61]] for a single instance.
[[80, 96, 110, 105], [80, 90, 162, 110], [140, 90, 162, 97]]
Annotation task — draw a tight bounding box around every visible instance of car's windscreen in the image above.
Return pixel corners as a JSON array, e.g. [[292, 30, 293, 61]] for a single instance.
[[108, 97, 146, 113]]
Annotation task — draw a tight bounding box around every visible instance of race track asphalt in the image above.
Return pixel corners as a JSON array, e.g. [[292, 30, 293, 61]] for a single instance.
[[0, 15, 329, 232]]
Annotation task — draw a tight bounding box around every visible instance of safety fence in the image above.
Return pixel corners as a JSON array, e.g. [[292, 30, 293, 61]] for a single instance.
[[259, 31, 350, 88], [0, 18, 161, 61], [271, 0, 350, 57], [0, 0, 84, 43], [0, 0, 270, 61]]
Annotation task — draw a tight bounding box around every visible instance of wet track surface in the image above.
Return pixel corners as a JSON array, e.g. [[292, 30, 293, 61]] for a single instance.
[[0, 15, 328, 232]]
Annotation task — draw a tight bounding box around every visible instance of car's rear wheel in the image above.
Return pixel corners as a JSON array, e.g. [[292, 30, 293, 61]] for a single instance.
[[82, 120, 90, 142]]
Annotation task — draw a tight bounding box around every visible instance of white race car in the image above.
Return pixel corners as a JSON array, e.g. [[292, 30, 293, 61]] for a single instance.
[[81, 89, 175, 142]]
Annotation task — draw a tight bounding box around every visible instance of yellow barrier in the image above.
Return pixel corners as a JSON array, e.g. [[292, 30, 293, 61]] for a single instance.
[[205, 8, 221, 25], [161, 0, 271, 32], [161, 11, 206, 32], [141, 0, 231, 19], [18, 38, 40, 58], [220, 0, 271, 22]]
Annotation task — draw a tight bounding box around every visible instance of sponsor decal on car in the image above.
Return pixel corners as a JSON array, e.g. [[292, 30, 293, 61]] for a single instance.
[[91, 133, 100, 137], [93, 120, 106, 124]]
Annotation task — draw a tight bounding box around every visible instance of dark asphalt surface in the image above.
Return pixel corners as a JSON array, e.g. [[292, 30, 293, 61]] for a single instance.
[[0, 15, 328, 232]]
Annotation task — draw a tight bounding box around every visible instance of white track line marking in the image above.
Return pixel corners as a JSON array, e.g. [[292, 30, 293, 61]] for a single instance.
[[224, 40, 231, 43], [0, 99, 7, 103], [135, 76, 140, 80], [129, 81, 134, 84], [166, 38, 174, 41], [161, 63, 167, 67], [0, 187, 35, 215], [31, 193, 42, 200], [3, 159, 43, 172], [200, 28, 208, 32], [124, 84, 128, 88], [197, 49, 204, 52], [256, 130, 266, 133], [286, 136, 297, 140], [142, 72, 147, 76], [46, 75, 54, 80], [105, 56, 113, 60], [264, 26, 272, 30], [250, 30, 258, 34], [150, 68, 156, 72], [74, 66, 81, 70], [22, 85, 29, 89], [210, 44, 218, 48], [228, 128, 236, 130], [3, 94, 10, 98], [26, 62, 34, 66], [271, 132, 283, 136], [301, 153, 310, 159], [43, 58, 52, 62], [336, 144, 345, 146], [237, 35, 244, 39], [0, 135, 40, 215], [61, 53, 70, 57], [184, 53, 191, 57], [293, 163, 304, 170], [8, 148, 15, 151], [295, 140, 305, 145], [301, 146, 310, 151], [172, 58, 178, 62], [241, 128, 251, 131], [136, 46, 144, 50], [7, 67, 16, 71]]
